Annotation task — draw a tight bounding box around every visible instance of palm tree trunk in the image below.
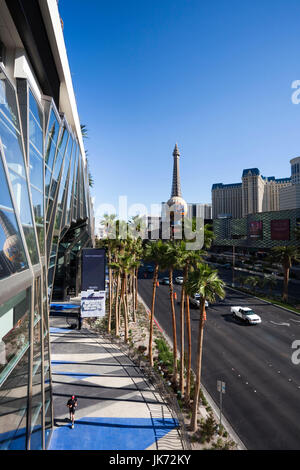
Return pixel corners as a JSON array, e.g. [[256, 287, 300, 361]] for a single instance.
[[149, 264, 159, 366], [283, 267, 290, 302], [122, 274, 129, 342], [179, 287, 185, 396], [185, 294, 192, 405], [179, 265, 188, 396], [115, 273, 120, 336], [190, 298, 205, 432], [132, 271, 137, 322], [169, 268, 177, 383], [135, 267, 138, 313], [108, 250, 112, 333]]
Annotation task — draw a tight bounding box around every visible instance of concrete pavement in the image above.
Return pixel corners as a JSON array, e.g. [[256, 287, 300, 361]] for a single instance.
[[47, 313, 186, 451]]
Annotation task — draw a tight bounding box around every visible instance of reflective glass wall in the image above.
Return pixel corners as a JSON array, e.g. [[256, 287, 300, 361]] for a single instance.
[[0, 63, 92, 449]]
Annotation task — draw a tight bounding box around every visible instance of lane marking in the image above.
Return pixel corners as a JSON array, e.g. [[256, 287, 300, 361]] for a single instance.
[[270, 321, 290, 327]]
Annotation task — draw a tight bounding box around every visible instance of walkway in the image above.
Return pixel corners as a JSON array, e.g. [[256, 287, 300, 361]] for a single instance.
[[48, 314, 185, 451]]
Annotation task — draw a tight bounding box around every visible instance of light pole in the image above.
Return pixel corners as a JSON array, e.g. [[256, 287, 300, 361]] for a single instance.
[[232, 245, 235, 287]]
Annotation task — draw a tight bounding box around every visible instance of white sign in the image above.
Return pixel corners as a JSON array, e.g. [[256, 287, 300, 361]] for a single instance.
[[81, 290, 106, 318]]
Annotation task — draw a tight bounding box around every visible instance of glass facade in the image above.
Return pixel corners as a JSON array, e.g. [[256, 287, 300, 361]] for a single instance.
[[0, 50, 93, 449]]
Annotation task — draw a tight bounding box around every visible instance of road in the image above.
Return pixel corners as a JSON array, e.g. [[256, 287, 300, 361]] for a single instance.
[[138, 270, 300, 450], [217, 265, 300, 304]]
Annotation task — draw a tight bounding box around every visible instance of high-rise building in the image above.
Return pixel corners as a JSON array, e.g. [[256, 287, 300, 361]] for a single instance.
[[212, 167, 291, 219], [279, 157, 300, 210], [187, 203, 212, 221], [0, 0, 93, 449]]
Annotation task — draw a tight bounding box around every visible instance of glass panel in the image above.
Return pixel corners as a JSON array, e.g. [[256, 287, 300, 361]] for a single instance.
[[0, 288, 31, 381], [0, 70, 20, 129], [29, 110, 43, 152], [0, 350, 29, 450], [43, 335, 52, 445], [0, 155, 28, 279], [30, 408, 42, 450], [0, 115, 24, 177], [29, 144, 43, 190], [46, 109, 59, 148], [34, 277, 41, 322], [45, 137, 56, 170], [36, 225, 45, 257], [0, 155, 13, 210], [0, 209, 28, 279], [45, 166, 52, 197], [9, 170, 33, 226], [57, 125, 69, 157], [0, 72, 39, 265], [22, 226, 39, 266], [29, 90, 43, 130], [44, 400, 52, 449], [31, 322, 42, 450]]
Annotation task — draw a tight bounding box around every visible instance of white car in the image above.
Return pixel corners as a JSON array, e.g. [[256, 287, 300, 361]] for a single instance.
[[189, 294, 209, 309], [175, 276, 184, 285], [231, 306, 261, 325]]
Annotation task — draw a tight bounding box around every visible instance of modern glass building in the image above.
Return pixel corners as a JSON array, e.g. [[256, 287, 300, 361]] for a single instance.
[[0, 0, 94, 449]]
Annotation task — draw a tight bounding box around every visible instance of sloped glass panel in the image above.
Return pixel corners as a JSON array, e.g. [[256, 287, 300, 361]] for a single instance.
[[45, 109, 59, 150], [0, 72, 39, 266], [29, 90, 43, 130], [0, 115, 25, 177], [29, 111, 43, 154], [0, 70, 20, 130], [0, 156, 28, 279], [0, 288, 31, 380], [29, 145, 43, 191]]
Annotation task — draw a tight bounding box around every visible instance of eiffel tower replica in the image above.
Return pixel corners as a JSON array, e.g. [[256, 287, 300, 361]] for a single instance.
[[167, 143, 187, 215]]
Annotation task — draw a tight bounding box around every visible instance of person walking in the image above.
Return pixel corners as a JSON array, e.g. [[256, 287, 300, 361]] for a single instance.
[[67, 395, 78, 428]]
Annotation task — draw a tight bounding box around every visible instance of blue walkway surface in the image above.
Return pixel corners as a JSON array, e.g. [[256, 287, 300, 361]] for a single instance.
[[48, 315, 184, 451], [48, 417, 178, 451]]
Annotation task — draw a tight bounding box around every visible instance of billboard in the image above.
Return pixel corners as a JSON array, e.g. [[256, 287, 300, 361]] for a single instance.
[[81, 248, 106, 291], [249, 221, 263, 240], [271, 219, 290, 240]]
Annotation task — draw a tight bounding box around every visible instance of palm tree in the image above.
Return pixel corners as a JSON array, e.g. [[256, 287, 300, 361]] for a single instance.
[[99, 214, 117, 333], [110, 250, 137, 342], [269, 246, 300, 302], [245, 275, 260, 295], [185, 264, 226, 432], [144, 240, 166, 366], [264, 274, 278, 297], [177, 244, 204, 399], [159, 241, 181, 384]]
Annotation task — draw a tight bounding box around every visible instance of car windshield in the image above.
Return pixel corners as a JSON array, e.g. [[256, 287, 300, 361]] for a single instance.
[[245, 310, 256, 316]]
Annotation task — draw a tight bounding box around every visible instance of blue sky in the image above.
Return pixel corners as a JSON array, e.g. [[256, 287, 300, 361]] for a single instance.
[[59, 0, 300, 221]]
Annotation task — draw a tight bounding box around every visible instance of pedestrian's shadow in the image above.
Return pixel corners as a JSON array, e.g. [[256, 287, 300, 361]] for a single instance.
[[54, 418, 70, 427]]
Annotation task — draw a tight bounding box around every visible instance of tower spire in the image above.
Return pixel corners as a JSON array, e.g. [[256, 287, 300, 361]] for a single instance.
[[171, 143, 182, 197]]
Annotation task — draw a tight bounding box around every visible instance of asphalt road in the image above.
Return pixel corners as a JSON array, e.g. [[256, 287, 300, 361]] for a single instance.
[[218, 265, 300, 304], [138, 272, 300, 450]]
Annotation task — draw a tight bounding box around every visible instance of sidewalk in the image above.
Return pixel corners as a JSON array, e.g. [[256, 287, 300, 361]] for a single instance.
[[47, 313, 185, 451]]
